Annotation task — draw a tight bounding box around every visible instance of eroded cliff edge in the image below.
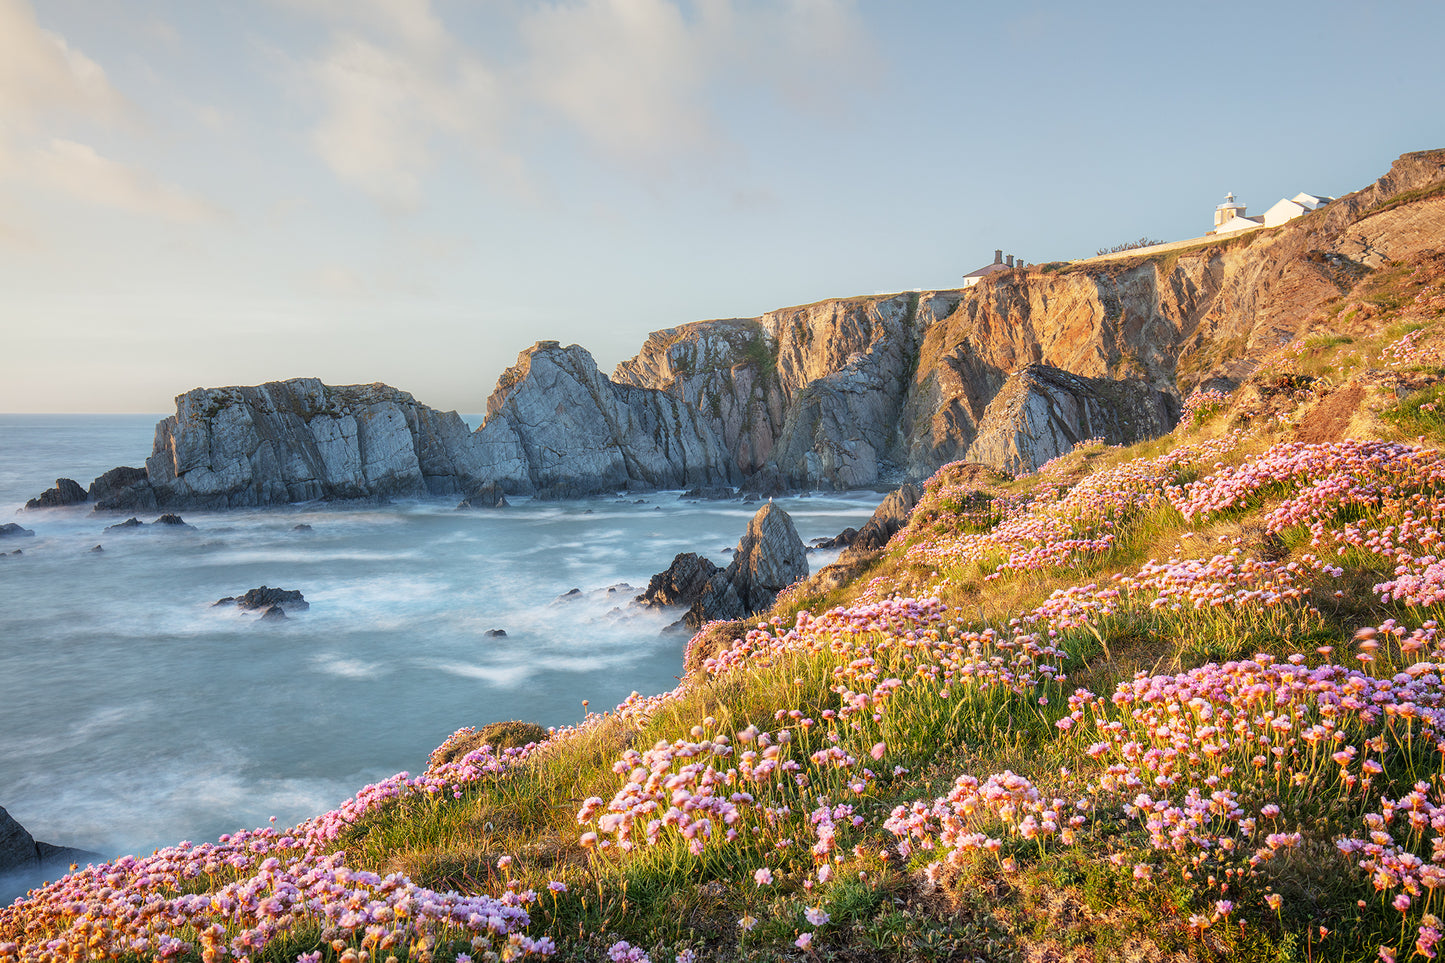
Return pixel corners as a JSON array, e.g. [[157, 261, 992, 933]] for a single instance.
[[33, 149, 1445, 510]]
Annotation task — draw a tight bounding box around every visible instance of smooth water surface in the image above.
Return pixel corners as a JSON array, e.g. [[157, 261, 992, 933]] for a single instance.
[[0, 415, 882, 872]]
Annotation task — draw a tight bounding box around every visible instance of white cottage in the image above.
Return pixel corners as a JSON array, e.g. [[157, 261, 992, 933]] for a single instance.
[[1210, 190, 1332, 236], [963, 249, 1023, 287]]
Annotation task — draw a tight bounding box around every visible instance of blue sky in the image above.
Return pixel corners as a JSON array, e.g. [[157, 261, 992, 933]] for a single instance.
[[1, 0, 1441, 413]]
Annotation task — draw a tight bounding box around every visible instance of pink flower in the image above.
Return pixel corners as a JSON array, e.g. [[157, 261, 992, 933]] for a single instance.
[[804, 906, 830, 926], [754, 868, 774, 886], [796, 933, 813, 950]]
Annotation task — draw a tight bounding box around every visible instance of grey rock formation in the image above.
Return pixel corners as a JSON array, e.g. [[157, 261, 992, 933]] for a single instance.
[[24, 478, 87, 510], [141, 379, 486, 508], [89, 467, 157, 512], [842, 483, 920, 560], [964, 364, 1178, 475], [686, 503, 807, 628], [104, 517, 144, 532], [474, 341, 738, 495], [0, 806, 101, 901], [0, 523, 34, 539], [637, 552, 721, 609], [215, 586, 309, 611]]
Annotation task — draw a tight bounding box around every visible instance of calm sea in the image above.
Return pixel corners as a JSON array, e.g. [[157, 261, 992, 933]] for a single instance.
[[0, 414, 881, 882]]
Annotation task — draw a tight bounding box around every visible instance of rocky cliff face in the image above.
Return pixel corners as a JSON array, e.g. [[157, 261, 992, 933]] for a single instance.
[[617, 149, 1445, 484], [139, 380, 487, 509], [29, 151, 1445, 509], [475, 341, 738, 495]]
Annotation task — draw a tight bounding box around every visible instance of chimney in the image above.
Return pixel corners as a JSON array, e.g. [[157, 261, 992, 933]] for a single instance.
[[1005, 255, 1014, 268], [994, 249, 1003, 264]]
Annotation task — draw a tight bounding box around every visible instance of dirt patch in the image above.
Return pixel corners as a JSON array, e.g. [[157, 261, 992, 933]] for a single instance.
[[1296, 383, 1364, 444]]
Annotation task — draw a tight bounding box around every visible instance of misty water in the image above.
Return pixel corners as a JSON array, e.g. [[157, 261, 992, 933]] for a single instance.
[[0, 414, 883, 879]]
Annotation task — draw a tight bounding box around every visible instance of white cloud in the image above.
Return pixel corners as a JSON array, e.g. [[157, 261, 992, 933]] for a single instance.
[[286, 0, 874, 206], [26, 139, 225, 223], [0, 0, 129, 127], [519, 0, 715, 162], [0, 0, 226, 223]]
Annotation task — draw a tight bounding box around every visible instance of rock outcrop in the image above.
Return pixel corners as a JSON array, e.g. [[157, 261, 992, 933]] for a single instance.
[[139, 380, 486, 509], [0, 523, 34, 539], [473, 341, 738, 495], [89, 467, 158, 512], [841, 483, 921, 560], [686, 503, 808, 628], [637, 553, 721, 609], [24, 478, 87, 510], [215, 586, 309, 612], [0, 806, 99, 899], [962, 365, 1178, 475]]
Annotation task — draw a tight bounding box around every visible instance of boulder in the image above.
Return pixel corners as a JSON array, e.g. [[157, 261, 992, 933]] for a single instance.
[[104, 517, 144, 532], [224, 586, 309, 612], [484, 628, 507, 638], [686, 502, 807, 628], [636, 553, 721, 609], [154, 514, 195, 529], [24, 478, 87, 510], [456, 481, 508, 509], [0, 806, 102, 894], [89, 545, 104, 553], [89, 467, 157, 512], [0, 523, 34, 539], [810, 527, 858, 550], [258, 605, 288, 622], [841, 483, 920, 560]]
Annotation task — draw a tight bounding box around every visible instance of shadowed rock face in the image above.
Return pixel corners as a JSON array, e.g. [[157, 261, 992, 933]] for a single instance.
[[24, 478, 87, 510], [637, 553, 721, 609], [687, 502, 807, 628], [0, 806, 101, 902]]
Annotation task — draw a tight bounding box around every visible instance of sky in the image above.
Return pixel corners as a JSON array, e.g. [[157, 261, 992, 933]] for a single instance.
[[1, 0, 1441, 414]]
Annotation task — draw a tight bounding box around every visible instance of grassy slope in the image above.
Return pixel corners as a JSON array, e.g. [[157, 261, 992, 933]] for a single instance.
[[5, 258, 1445, 963]]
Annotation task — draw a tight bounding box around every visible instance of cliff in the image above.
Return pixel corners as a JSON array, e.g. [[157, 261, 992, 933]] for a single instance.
[[29, 149, 1445, 509]]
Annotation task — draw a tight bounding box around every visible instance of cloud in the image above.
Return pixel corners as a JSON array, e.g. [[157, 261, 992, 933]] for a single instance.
[[519, 0, 715, 163], [0, 0, 226, 223], [287, 0, 875, 206], [25, 139, 224, 223], [0, 0, 129, 127]]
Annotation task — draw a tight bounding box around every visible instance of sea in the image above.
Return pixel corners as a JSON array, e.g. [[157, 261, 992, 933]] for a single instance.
[[0, 414, 883, 887]]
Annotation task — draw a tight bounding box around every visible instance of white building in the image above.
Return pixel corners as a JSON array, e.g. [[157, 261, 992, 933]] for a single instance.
[[1263, 192, 1333, 227], [1210, 190, 1333, 236]]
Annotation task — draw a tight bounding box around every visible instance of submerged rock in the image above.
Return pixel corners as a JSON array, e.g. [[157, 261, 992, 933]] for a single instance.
[[104, 517, 144, 532], [217, 586, 309, 612], [484, 628, 507, 638], [686, 502, 807, 628], [24, 478, 87, 510], [89, 545, 104, 553], [0, 523, 34, 539], [258, 605, 288, 622]]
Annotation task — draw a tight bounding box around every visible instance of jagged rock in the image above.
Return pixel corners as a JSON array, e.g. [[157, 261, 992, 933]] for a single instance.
[[554, 588, 583, 603], [456, 482, 508, 509], [89, 467, 157, 512], [258, 605, 287, 622], [842, 484, 920, 560], [964, 365, 1177, 475], [686, 503, 807, 628], [0, 805, 101, 886], [218, 586, 309, 612], [484, 628, 507, 638], [154, 514, 194, 529], [104, 517, 144, 532], [24, 478, 87, 510], [89, 544, 104, 553], [134, 379, 486, 509], [474, 341, 738, 496], [811, 527, 858, 550], [637, 553, 721, 609], [0, 523, 34, 539]]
